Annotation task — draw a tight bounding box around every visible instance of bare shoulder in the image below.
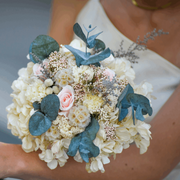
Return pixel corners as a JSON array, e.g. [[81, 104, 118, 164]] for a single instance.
[[100, 0, 180, 67], [49, 0, 88, 44]]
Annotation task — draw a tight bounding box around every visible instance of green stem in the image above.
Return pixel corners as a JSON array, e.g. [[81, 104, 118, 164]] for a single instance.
[[86, 32, 89, 55]]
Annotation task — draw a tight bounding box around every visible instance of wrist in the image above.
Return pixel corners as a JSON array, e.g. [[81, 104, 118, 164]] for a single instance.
[[5, 144, 27, 178]]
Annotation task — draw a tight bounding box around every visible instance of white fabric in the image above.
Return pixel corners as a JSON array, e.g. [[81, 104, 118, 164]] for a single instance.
[[74, 0, 180, 179]]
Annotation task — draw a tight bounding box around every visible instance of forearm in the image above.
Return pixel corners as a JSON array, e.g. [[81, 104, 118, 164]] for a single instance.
[[48, 0, 88, 44]]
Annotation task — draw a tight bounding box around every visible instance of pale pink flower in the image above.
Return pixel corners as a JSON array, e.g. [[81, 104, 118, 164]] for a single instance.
[[57, 85, 74, 111], [103, 68, 115, 81], [33, 59, 49, 76]]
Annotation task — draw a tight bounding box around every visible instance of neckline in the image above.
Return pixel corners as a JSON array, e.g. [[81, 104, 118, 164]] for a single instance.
[[94, 0, 180, 71]]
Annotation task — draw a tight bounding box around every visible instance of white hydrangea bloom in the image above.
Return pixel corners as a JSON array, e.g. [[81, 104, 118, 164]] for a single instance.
[[6, 65, 34, 138], [134, 135, 150, 154], [87, 153, 110, 173], [27, 62, 34, 75], [73, 65, 94, 83], [134, 81, 153, 100], [101, 55, 135, 83], [22, 135, 36, 153], [74, 151, 83, 163], [25, 78, 47, 102], [40, 140, 70, 169]]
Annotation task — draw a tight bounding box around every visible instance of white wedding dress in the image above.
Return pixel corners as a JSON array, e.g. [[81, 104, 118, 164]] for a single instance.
[[74, 0, 180, 179]]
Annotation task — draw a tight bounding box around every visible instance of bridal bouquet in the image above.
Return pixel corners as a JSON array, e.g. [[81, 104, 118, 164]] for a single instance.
[[6, 23, 153, 173]]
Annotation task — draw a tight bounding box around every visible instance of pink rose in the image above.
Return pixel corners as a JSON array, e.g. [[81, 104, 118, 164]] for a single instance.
[[57, 85, 74, 111], [103, 68, 115, 81], [33, 60, 49, 76]]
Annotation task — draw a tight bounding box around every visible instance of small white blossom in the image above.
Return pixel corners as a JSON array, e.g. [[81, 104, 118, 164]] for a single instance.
[[44, 78, 53, 87]]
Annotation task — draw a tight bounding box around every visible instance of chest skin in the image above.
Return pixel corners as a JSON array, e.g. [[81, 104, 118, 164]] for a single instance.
[[100, 0, 180, 68]]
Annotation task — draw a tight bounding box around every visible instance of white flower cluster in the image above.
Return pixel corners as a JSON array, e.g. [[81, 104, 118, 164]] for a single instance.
[[101, 55, 135, 84], [7, 39, 153, 173], [73, 65, 94, 83], [55, 69, 74, 87], [68, 105, 90, 128]]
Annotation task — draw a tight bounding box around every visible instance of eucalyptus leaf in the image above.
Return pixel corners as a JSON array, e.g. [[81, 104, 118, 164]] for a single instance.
[[81, 48, 111, 65], [120, 84, 134, 109], [67, 134, 82, 157], [126, 93, 153, 123], [87, 32, 103, 48], [32, 101, 41, 111], [67, 117, 100, 163], [117, 84, 132, 106], [73, 23, 87, 43], [94, 39, 106, 51], [29, 94, 60, 136], [119, 108, 128, 121], [117, 84, 134, 122], [29, 35, 59, 63], [29, 111, 52, 136], [41, 94, 60, 121], [64, 45, 90, 67], [136, 105, 145, 121]]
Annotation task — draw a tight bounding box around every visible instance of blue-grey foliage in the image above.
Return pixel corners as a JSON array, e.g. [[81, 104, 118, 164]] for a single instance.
[[81, 48, 111, 65], [29, 111, 52, 136], [126, 93, 153, 124], [41, 94, 60, 121], [66, 23, 111, 67], [93, 39, 106, 51], [67, 117, 100, 163], [117, 84, 152, 124], [87, 32, 103, 48], [73, 23, 87, 44], [117, 84, 134, 121], [64, 45, 111, 67], [29, 35, 59, 63], [72, 23, 108, 63], [29, 94, 60, 136], [32, 101, 41, 111]]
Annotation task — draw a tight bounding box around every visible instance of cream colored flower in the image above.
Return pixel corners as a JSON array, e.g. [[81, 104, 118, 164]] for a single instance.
[[68, 105, 90, 128], [55, 115, 84, 139], [73, 65, 94, 83], [22, 135, 36, 153], [134, 81, 153, 100], [83, 94, 104, 113], [101, 55, 135, 83], [44, 78, 53, 87], [45, 125, 61, 141], [55, 69, 74, 87], [25, 78, 47, 103]]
